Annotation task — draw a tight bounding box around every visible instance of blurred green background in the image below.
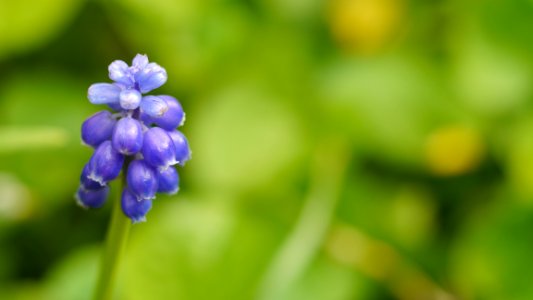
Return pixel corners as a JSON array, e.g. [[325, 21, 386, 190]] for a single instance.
[[0, 0, 532, 299]]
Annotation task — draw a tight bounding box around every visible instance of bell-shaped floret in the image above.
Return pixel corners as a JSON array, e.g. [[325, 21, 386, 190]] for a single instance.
[[81, 110, 116, 148], [87, 141, 124, 185], [140, 96, 168, 119], [127, 159, 158, 200], [76, 185, 109, 209], [167, 130, 191, 166], [141, 127, 177, 170], [157, 167, 179, 194], [80, 163, 105, 189], [121, 188, 152, 223], [140, 95, 184, 130], [112, 117, 143, 155]]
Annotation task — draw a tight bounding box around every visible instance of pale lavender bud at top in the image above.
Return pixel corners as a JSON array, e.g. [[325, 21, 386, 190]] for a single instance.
[[157, 167, 179, 194], [135, 63, 167, 93], [140, 96, 168, 118], [119, 89, 142, 110], [167, 130, 191, 166], [109, 60, 134, 86], [131, 54, 149, 73], [88, 83, 121, 105], [141, 95, 184, 130], [127, 159, 158, 200], [112, 117, 143, 155], [88, 141, 124, 185], [142, 127, 177, 170], [121, 188, 152, 223], [76, 185, 109, 209], [81, 110, 116, 148]]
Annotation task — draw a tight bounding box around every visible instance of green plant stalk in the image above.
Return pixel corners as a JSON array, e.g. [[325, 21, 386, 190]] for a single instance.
[[94, 162, 131, 300], [257, 138, 351, 300]]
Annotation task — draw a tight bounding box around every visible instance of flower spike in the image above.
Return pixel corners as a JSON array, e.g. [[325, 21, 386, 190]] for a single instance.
[[77, 54, 190, 223]]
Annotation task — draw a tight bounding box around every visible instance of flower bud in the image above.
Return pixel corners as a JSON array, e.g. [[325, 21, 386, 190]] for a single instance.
[[109, 60, 134, 86], [88, 141, 124, 185], [88, 83, 121, 105], [135, 62, 167, 93], [131, 54, 149, 73], [112, 117, 143, 155], [80, 163, 105, 189], [119, 89, 142, 110], [127, 159, 158, 200], [121, 188, 152, 223], [76, 185, 109, 209], [81, 111, 116, 148], [167, 130, 191, 166], [157, 167, 179, 194], [140, 96, 168, 119], [141, 95, 184, 130], [141, 127, 177, 170]]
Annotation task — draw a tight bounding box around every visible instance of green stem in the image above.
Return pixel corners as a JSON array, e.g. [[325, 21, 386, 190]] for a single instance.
[[256, 138, 351, 300], [94, 162, 131, 300]]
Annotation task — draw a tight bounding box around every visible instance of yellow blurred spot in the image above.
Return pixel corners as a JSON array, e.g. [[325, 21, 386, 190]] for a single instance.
[[0, 173, 33, 221], [326, 224, 457, 300], [326, 225, 398, 280], [328, 0, 403, 54], [392, 268, 456, 300], [425, 126, 485, 176]]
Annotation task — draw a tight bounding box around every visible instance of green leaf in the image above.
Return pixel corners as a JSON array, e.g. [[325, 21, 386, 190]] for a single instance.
[[0, 0, 85, 59], [0, 71, 96, 207], [42, 246, 99, 300], [188, 85, 306, 193], [122, 195, 284, 300], [0, 126, 68, 153], [450, 200, 533, 300]]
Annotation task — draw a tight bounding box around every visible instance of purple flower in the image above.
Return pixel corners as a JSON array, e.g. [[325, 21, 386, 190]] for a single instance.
[[76, 185, 109, 209], [80, 163, 105, 190], [109, 60, 134, 86], [77, 54, 189, 223], [142, 127, 178, 170], [119, 89, 142, 110], [127, 159, 158, 200], [140, 95, 169, 118], [167, 130, 191, 166], [135, 63, 167, 93], [157, 167, 179, 194], [87, 141, 124, 185], [112, 117, 143, 155], [89, 54, 167, 111], [121, 188, 152, 223], [141, 95, 184, 130], [88, 83, 122, 105], [81, 110, 117, 147]]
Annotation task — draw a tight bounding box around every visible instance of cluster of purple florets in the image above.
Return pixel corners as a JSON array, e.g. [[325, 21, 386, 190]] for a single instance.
[[75, 54, 190, 223]]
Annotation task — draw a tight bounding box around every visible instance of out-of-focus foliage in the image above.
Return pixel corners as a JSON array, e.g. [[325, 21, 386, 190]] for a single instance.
[[0, 0, 532, 299]]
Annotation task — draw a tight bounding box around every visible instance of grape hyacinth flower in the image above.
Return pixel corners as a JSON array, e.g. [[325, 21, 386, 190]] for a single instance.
[[76, 54, 191, 223]]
